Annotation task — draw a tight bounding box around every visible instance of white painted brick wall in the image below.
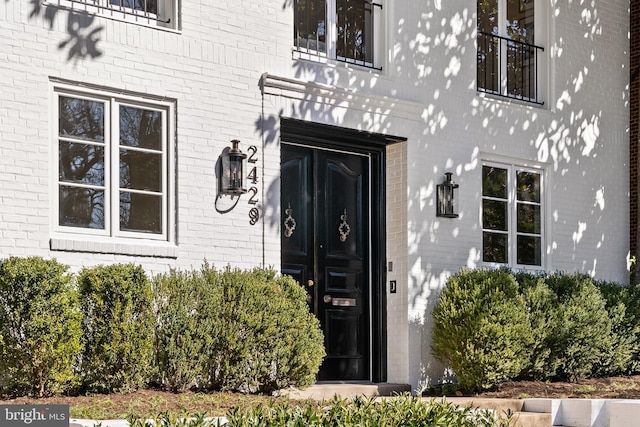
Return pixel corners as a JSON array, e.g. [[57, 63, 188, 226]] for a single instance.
[[0, 0, 629, 390]]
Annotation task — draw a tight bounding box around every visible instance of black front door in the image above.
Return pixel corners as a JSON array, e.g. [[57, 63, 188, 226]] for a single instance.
[[281, 143, 371, 380]]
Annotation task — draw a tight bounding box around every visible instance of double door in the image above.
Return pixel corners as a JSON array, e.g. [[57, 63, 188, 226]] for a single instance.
[[281, 143, 371, 380]]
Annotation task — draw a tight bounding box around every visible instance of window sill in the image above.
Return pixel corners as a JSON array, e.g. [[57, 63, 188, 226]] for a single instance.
[[50, 236, 178, 258], [292, 49, 383, 73], [477, 91, 547, 109]]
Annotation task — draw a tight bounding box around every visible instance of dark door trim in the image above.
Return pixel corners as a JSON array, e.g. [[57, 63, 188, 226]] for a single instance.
[[281, 118, 406, 383]]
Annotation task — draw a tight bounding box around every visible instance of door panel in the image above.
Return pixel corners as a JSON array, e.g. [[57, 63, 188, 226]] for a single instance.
[[281, 143, 370, 381]]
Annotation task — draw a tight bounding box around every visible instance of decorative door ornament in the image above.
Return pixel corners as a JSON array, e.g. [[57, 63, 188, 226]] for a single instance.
[[284, 203, 296, 238], [339, 209, 351, 242]]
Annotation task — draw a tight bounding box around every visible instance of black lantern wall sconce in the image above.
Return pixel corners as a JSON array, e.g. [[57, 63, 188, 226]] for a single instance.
[[219, 139, 247, 196], [436, 172, 459, 218]]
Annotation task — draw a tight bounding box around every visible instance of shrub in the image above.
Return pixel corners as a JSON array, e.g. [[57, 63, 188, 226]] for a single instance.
[[153, 264, 325, 394], [204, 266, 325, 394], [431, 268, 533, 391], [544, 273, 614, 381], [515, 270, 559, 380], [0, 256, 82, 397], [78, 263, 154, 393], [596, 280, 640, 375], [153, 267, 220, 392]]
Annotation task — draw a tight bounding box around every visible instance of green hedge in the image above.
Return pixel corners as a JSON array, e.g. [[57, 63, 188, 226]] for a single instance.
[[432, 269, 640, 391], [0, 257, 324, 397], [431, 268, 533, 390], [206, 267, 325, 393], [0, 257, 82, 397], [78, 263, 155, 393], [595, 280, 640, 375], [153, 267, 216, 392], [154, 265, 325, 394]]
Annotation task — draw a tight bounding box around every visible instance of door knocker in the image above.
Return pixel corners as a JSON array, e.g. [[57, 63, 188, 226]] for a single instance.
[[284, 203, 296, 238], [339, 209, 351, 242]]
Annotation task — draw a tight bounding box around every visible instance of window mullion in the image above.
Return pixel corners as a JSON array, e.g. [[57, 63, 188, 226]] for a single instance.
[[508, 165, 516, 266], [161, 109, 168, 238], [109, 99, 119, 236]]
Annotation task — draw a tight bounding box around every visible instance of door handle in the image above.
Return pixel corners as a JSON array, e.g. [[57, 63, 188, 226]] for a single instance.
[[323, 295, 332, 303], [307, 279, 314, 287]]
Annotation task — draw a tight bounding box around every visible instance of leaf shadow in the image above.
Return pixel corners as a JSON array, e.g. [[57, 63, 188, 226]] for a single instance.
[[17, 0, 104, 61]]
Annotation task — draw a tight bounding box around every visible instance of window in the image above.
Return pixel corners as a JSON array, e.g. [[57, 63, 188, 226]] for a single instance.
[[482, 163, 544, 267], [45, 0, 178, 30], [54, 87, 174, 242], [477, 0, 544, 104], [294, 0, 383, 70]]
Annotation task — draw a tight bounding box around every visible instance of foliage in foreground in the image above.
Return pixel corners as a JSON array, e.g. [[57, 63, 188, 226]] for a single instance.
[[128, 395, 513, 427]]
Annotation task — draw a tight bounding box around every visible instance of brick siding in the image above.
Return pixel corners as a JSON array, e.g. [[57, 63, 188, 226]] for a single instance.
[[631, 0, 640, 263]]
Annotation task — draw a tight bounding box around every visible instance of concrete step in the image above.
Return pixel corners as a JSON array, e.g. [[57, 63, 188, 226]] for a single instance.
[[281, 381, 411, 399], [509, 412, 553, 427], [443, 397, 551, 427]]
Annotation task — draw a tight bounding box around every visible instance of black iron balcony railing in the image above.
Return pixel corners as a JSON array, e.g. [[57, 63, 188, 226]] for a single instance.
[[477, 31, 544, 105], [47, 0, 171, 24], [294, 0, 382, 70]]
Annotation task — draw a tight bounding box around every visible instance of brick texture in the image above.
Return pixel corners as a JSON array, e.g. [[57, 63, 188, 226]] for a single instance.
[[631, 0, 639, 266]]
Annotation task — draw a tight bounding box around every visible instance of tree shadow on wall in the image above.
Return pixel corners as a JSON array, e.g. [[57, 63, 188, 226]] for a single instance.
[[17, 0, 103, 62]]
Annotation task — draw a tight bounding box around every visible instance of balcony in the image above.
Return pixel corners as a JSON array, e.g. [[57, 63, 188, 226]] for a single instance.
[[45, 0, 176, 29], [477, 31, 544, 105]]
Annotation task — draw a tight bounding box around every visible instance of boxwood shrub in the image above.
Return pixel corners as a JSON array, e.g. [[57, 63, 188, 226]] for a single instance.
[[513, 270, 557, 380], [543, 273, 614, 381], [78, 263, 154, 393], [431, 268, 533, 391], [432, 268, 639, 390], [0, 258, 324, 397], [595, 280, 640, 375], [154, 264, 325, 394], [206, 266, 325, 393], [0, 256, 82, 397], [153, 266, 221, 392]]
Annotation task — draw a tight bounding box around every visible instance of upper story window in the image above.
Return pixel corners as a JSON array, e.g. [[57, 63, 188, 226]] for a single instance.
[[477, 0, 545, 104], [54, 86, 175, 242], [482, 162, 544, 268], [46, 0, 178, 30], [294, 0, 384, 70]]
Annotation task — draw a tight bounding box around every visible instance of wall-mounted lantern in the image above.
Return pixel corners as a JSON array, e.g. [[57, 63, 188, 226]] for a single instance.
[[219, 139, 247, 195], [436, 172, 459, 218]]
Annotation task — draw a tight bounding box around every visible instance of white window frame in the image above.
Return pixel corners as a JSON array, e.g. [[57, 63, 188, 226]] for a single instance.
[[481, 160, 546, 270], [293, 0, 386, 71], [44, 0, 179, 31], [476, 0, 548, 105], [52, 83, 176, 246]]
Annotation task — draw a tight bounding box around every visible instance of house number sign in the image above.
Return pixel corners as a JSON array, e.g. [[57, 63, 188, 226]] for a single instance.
[[247, 145, 260, 225]]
